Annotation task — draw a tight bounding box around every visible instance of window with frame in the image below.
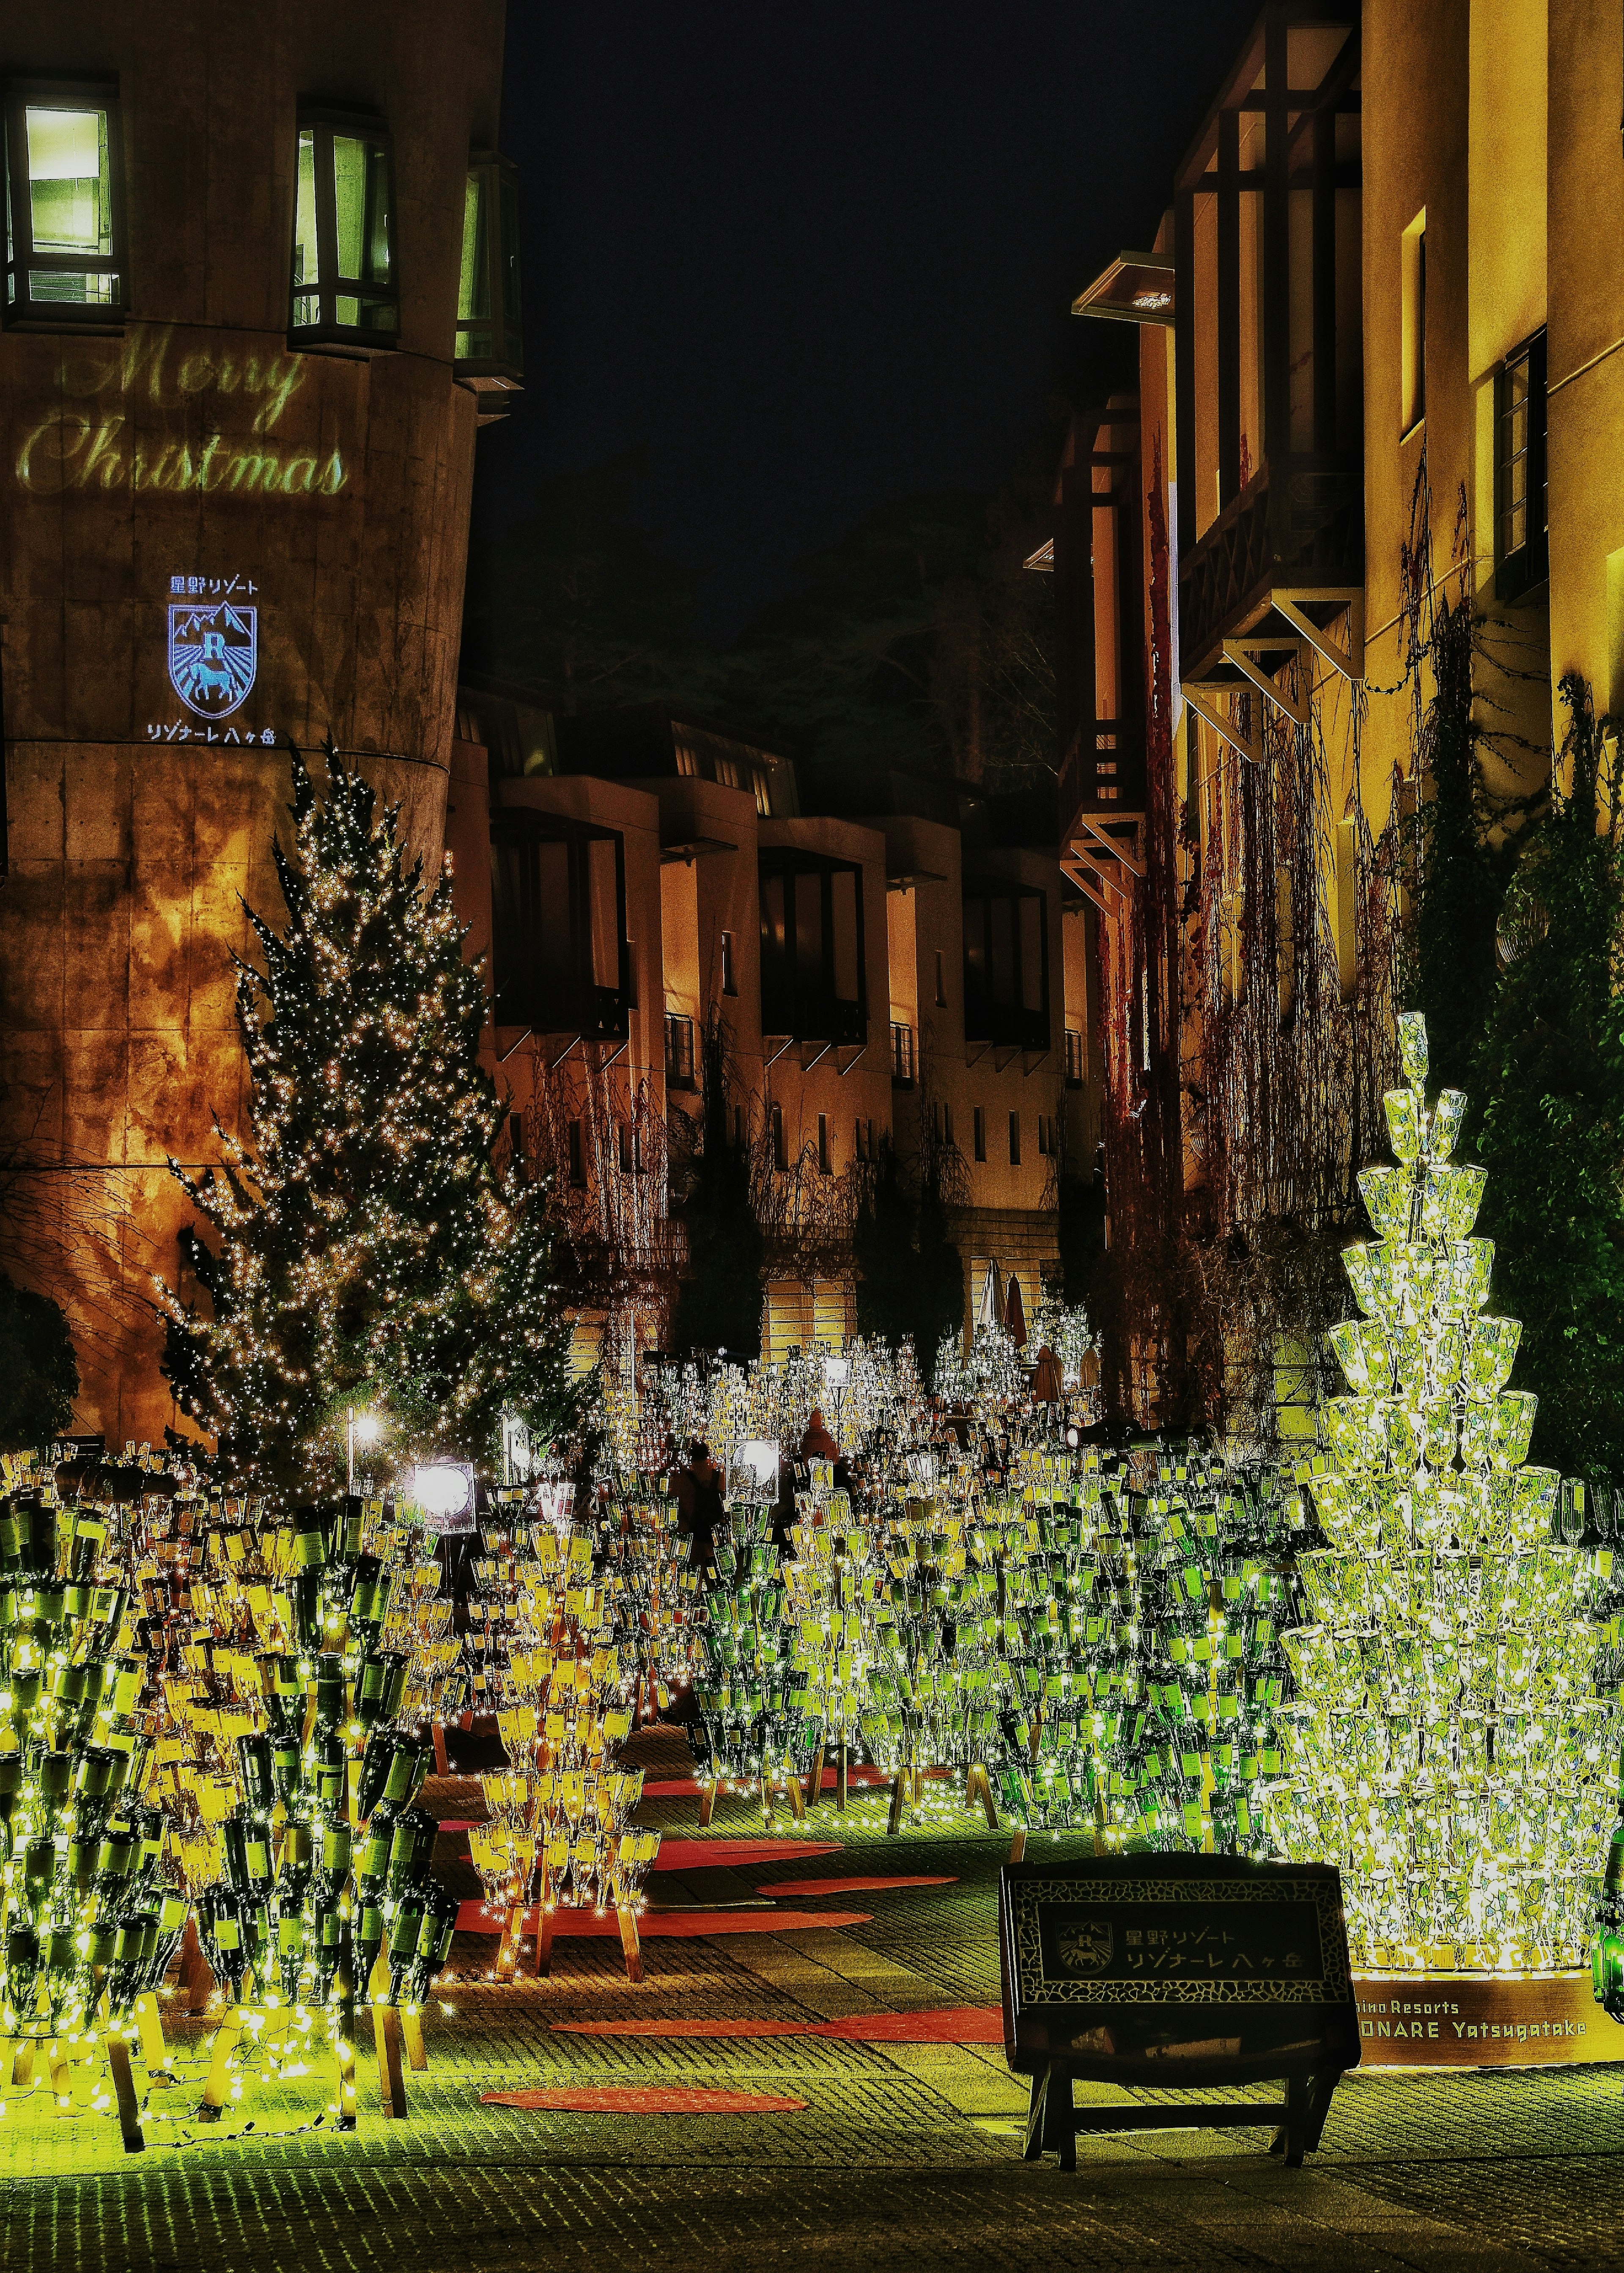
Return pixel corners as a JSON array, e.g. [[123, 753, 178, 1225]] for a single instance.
[[489, 812, 628, 1039], [963, 883, 1048, 1047], [889, 1020, 914, 1086], [1064, 1027, 1084, 1089], [664, 1012, 696, 1090], [3, 78, 126, 325], [1497, 329, 1548, 604], [291, 108, 398, 344], [456, 150, 522, 380], [758, 851, 866, 1045]]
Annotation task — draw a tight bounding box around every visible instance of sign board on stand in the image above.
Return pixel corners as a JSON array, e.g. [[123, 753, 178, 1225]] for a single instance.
[[999, 1853, 1359, 2170]]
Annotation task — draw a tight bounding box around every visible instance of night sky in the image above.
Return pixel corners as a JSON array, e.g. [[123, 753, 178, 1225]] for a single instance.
[[477, 0, 1258, 639]]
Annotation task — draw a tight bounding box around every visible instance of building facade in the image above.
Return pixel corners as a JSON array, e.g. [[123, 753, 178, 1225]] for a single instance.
[[0, 1, 519, 1442], [448, 686, 1101, 1371], [1062, 0, 1617, 1438]]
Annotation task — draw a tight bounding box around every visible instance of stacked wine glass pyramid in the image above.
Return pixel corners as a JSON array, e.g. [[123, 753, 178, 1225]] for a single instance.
[[466, 1501, 659, 1982], [1273, 1014, 1620, 2063], [0, 1448, 192, 2150]]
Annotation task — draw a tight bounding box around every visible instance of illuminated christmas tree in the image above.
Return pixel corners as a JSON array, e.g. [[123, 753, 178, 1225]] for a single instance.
[[161, 743, 573, 1499], [1274, 1012, 1611, 1971]]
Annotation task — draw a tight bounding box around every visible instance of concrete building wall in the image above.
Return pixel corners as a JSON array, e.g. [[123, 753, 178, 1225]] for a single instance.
[[1, 0, 506, 1444], [1547, 0, 1624, 717]]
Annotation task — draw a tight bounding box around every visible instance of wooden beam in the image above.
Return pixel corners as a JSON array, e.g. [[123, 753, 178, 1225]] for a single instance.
[[1222, 639, 1310, 725], [1218, 108, 1240, 507], [1272, 590, 1365, 679], [1183, 685, 1265, 768], [1175, 187, 1196, 559]]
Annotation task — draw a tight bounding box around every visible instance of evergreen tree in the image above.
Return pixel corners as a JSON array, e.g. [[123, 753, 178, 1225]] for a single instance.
[[1470, 676, 1624, 1478], [0, 1273, 78, 1449], [161, 745, 574, 1497], [668, 1028, 763, 1358]]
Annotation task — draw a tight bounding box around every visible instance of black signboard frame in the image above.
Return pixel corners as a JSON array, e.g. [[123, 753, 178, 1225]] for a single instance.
[[999, 1852, 1359, 2171]]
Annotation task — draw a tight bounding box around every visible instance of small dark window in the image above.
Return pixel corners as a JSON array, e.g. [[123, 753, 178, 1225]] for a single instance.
[[973, 1107, 986, 1163], [772, 1103, 787, 1170], [617, 1123, 634, 1175], [291, 108, 398, 345], [721, 930, 737, 996], [1037, 1116, 1049, 1158], [567, 1120, 586, 1187], [3, 78, 127, 326], [664, 1012, 696, 1090], [1064, 1028, 1084, 1089], [1497, 330, 1548, 603], [890, 1020, 914, 1086], [934, 948, 947, 1007], [1009, 1111, 1021, 1166], [456, 150, 522, 381], [940, 1104, 954, 1148], [817, 1114, 831, 1176]]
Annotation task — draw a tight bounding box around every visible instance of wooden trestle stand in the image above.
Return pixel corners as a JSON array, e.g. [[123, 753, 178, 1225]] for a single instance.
[[0, 1978, 177, 2155]]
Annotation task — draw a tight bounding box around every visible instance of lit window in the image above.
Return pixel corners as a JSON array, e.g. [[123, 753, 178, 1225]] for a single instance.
[[291, 109, 398, 344], [1497, 330, 1548, 604], [456, 150, 522, 381], [3, 79, 126, 325]]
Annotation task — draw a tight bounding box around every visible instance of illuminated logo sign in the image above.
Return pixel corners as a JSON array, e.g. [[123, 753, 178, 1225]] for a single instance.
[[169, 598, 257, 719]]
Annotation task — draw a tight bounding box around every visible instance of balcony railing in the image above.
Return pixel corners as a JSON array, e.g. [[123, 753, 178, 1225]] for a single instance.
[[1178, 455, 1363, 682], [1057, 719, 1147, 839]]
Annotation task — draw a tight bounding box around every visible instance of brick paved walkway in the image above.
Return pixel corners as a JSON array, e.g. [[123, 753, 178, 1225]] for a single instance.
[[5, 1730, 1624, 2271]]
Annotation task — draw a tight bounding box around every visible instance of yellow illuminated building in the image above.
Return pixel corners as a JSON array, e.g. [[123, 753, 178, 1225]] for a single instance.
[[1061, 0, 1614, 1437]]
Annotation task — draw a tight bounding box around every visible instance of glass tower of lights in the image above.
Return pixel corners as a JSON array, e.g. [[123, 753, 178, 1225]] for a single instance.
[[1273, 1014, 1613, 1974]]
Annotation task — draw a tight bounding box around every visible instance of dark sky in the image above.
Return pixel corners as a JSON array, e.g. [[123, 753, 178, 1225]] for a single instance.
[[476, 0, 1257, 639]]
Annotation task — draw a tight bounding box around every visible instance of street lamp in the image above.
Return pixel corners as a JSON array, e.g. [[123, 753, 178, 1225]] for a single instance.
[[346, 1407, 381, 1492], [823, 1352, 850, 1448]]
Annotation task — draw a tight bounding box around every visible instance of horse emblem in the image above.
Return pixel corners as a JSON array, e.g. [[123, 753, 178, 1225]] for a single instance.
[[168, 600, 257, 719], [1056, 1917, 1114, 1975]]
